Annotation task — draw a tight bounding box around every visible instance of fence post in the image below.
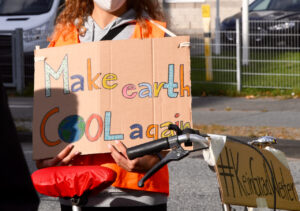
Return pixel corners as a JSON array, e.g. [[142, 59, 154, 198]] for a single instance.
[[236, 19, 241, 92], [13, 28, 25, 94], [214, 0, 221, 55], [242, 0, 249, 65]]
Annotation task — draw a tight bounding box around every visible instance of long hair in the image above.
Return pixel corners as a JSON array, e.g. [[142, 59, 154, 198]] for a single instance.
[[53, 0, 164, 40]]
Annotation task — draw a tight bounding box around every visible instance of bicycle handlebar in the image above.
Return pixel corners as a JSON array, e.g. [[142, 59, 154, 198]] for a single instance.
[[127, 137, 169, 160], [127, 134, 209, 160], [126, 126, 210, 188], [126, 133, 209, 188]]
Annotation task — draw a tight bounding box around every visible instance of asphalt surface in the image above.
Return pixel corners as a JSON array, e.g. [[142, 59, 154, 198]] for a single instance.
[[191, 96, 300, 159], [9, 96, 300, 210], [192, 96, 300, 127]]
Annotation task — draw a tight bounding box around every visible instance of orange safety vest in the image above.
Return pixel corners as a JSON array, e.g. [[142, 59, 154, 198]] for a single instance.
[[49, 19, 169, 195]]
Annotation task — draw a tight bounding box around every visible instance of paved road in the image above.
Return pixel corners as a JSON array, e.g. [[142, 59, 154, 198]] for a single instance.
[[9, 97, 33, 120], [9, 97, 33, 133], [192, 96, 300, 127]]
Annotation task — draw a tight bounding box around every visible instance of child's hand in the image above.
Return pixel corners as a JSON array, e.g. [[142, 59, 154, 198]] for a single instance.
[[108, 141, 160, 173], [36, 144, 81, 169]]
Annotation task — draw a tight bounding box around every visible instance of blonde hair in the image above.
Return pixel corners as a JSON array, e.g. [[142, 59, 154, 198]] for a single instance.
[[52, 0, 164, 40]]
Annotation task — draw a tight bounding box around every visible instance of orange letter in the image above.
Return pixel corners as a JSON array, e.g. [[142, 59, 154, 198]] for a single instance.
[[87, 58, 100, 90], [146, 124, 158, 140], [40, 107, 61, 146]]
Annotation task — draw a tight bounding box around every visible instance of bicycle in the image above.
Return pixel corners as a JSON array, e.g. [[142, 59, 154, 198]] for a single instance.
[[126, 124, 300, 211], [31, 124, 300, 211]]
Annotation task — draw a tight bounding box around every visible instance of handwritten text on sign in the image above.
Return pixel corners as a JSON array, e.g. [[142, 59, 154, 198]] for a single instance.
[[216, 141, 300, 210], [41, 55, 191, 146], [33, 37, 192, 159]]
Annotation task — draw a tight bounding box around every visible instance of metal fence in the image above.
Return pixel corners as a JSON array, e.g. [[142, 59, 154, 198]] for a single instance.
[[0, 28, 42, 94], [191, 19, 300, 92], [3, 21, 300, 94], [0, 29, 25, 93]]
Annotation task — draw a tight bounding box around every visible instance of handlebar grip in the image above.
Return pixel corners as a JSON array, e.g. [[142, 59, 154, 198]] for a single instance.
[[127, 138, 170, 160]]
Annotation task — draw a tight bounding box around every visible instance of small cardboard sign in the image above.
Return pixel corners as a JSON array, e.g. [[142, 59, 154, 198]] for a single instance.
[[33, 36, 192, 160], [215, 140, 300, 210]]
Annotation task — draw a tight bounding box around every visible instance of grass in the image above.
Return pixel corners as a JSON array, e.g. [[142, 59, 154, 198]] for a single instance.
[[191, 49, 300, 97]]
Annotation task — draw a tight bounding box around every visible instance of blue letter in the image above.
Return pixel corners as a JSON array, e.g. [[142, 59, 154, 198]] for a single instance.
[[163, 64, 178, 98], [71, 75, 84, 92], [138, 83, 152, 98], [104, 111, 124, 141], [130, 124, 143, 139]]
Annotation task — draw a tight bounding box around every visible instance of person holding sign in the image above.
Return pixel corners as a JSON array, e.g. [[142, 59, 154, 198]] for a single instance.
[[36, 0, 170, 210]]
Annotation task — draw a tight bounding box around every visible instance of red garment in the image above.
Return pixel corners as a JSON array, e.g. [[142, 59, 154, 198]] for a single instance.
[[32, 166, 116, 198]]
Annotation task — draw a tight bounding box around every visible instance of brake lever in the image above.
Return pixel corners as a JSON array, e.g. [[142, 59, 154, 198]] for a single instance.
[[138, 125, 207, 187], [138, 146, 189, 187]]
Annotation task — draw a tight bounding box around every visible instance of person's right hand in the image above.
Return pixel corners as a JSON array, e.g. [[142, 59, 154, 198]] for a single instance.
[[36, 144, 81, 169]]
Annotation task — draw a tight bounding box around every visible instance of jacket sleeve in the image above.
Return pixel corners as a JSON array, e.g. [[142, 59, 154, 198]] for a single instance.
[[48, 25, 79, 47]]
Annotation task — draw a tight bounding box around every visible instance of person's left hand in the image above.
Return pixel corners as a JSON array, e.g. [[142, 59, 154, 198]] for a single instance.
[[108, 141, 160, 173]]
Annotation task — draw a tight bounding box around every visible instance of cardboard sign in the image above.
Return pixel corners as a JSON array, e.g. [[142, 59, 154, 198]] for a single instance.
[[33, 36, 192, 160], [215, 140, 300, 210]]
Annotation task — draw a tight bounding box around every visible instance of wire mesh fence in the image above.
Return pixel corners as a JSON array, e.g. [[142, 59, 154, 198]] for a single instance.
[[243, 20, 300, 89], [0, 29, 26, 93], [0, 31, 15, 86], [0, 28, 50, 93], [2, 21, 300, 94], [191, 34, 238, 85], [190, 31, 239, 96], [191, 19, 300, 92]]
